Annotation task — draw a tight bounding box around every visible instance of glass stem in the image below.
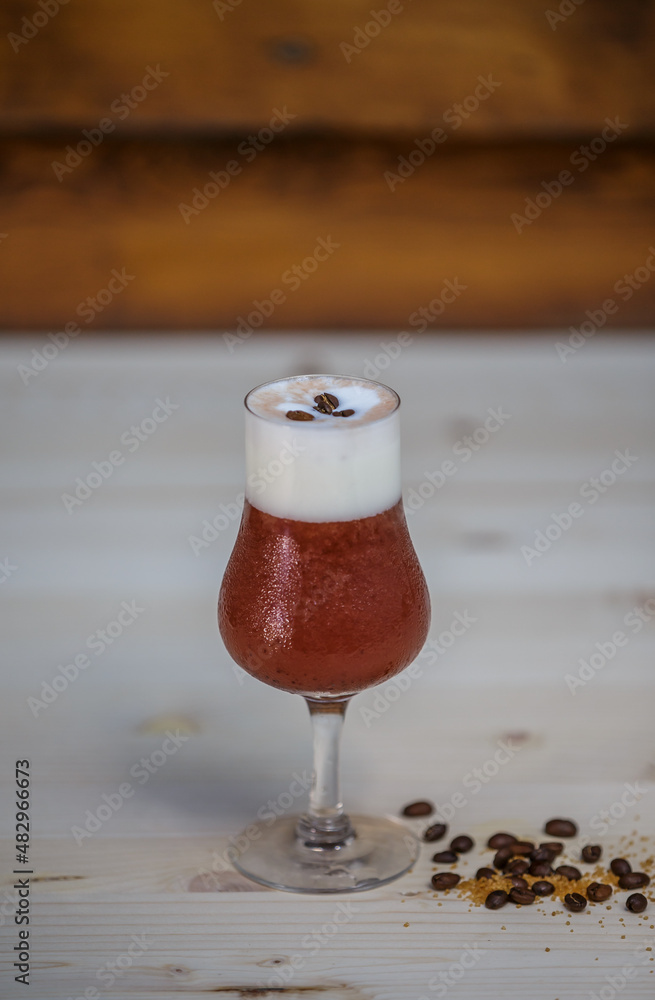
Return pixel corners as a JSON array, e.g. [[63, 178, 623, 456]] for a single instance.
[[296, 698, 355, 848]]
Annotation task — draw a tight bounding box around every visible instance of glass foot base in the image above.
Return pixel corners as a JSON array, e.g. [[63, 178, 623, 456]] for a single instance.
[[231, 814, 419, 893]]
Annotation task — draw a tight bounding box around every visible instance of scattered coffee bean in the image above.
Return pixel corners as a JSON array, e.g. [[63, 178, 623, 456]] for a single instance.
[[545, 818, 578, 837], [509, 886, 536, 905], [529, 861, 554, 878], [450, 835, 474, 854], [618, 872, 650, 890], [333, 408, 355, 417], [402, 800, 433, 817], [587, 882, 612, 903], [564, 892, 587, 912], [476, 867, 496, 880], [556, 865, 582, 881], [487, 832, 517, 850], [432, 850, 458, 864], [431, 872, 460, 890], [286, 410, 314, 421], [507, 875, 529, 890], [626, 893, 648, 913], [507, 858, 530, 875], [423, 822, 448, 842], [610, 858, 631, 877], [313, 392, 339, 414], [581, 844, 602, 863], [511, 841, 535, 856], [485, 889, 509, 909], [532, 880, 555, 896], [493, 848, 513, 870], [531, 847, 554, 863], [540, 841, 564, 855]]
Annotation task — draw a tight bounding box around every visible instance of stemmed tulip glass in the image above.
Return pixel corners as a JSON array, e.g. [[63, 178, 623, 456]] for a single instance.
[[218, 374, 430, 892]]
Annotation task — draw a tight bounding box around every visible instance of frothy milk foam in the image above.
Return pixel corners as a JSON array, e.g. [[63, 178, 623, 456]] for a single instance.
[[245, 375, 400, 521]]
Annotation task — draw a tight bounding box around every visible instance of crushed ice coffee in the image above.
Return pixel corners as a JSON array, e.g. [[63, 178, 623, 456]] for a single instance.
[[218, 375, 430, 699]]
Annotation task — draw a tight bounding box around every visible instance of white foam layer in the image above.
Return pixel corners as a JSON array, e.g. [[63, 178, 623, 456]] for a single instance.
[[244, 375, 401, 521]]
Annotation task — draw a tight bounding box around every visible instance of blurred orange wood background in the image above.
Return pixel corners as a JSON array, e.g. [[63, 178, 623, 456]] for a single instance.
[[1, 0, 654, 330]]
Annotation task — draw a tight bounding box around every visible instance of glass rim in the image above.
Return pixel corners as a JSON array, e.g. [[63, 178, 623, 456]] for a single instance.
[[244, 373, 401, 425]]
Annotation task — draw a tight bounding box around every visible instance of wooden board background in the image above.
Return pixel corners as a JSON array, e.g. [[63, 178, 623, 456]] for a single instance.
[[0, 334, 654, 998], [0, 0, 654, 329]]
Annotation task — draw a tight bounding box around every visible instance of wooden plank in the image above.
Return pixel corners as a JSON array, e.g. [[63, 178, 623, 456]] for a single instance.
[[0, 335, 654, 998], [1, 138, 654, 330], [1, 0, 654, 135]]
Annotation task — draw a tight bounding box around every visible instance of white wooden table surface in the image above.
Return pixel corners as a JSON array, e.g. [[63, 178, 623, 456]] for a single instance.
[[1, 333, 654, 999]]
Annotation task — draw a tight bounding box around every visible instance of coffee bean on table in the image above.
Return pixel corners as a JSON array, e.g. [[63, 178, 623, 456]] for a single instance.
[[610, 858, 631, 876], [564, 892, 587, 912], [540, 841, 564, 855], [423, 822, 448, 842], [626, 893, 648, 913], [532, 880, 555, 896], [531, 847, 554, 863], [587, 882, 612, 903], [432, 850, 458, 864], [476, 867, 496, 880], [511, 841, 534, 855], [582, 845, 602, 863], [509, 886, 536, 905], [485, 889, 509, 909], [493, 848, 514, 870], [507, 875, 529, 890], [487, 832, 517, 849], [507, 858, 530, 875], [545, 818, 578, 837], [450, 835, 474, 853], [402, 800, 433, 817], [556, 865, 582, 881], [431, 872, 460, 890], [618, 872, 650, 890], [528, 860, 554, 877]]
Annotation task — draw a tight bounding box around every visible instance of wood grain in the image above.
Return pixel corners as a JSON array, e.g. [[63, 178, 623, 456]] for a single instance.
[[0, 335, 654, 998], [1, 136, 654, 330], [1, 0, 654, 135]]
